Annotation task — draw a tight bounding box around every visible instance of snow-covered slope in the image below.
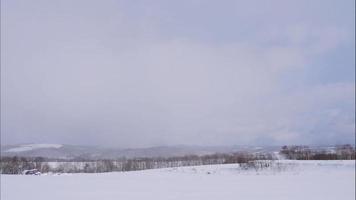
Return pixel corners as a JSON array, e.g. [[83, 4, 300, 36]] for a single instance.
[[1, 160, 355, 200], [5, 144, 63, 152], [1, 144, 281, 159]]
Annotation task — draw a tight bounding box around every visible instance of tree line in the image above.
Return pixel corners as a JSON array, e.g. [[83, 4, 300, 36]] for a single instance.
[[279, 144, 355, 160], [1, 144, 354, 174], [0, 152, 272, 174]]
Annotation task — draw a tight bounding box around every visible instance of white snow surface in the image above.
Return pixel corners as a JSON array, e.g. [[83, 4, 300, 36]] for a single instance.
[[1, 160, 355, 200], [5, 144, 63, 152]]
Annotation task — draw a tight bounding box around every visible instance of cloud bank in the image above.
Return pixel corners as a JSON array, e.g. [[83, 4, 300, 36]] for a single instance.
[[1, 0, 355, 147]]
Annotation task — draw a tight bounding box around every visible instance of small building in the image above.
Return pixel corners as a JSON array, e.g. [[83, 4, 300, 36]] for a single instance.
[[22, 169, 41, 175]]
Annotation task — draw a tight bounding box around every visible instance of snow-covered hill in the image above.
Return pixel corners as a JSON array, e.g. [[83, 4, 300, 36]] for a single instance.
[[5, 144, 63, 152], [1, 144, 281, 159], [1, 144, 352, 161]]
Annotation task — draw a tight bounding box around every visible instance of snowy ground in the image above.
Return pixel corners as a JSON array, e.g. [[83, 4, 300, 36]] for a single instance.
[[1, 160, 355, 200]]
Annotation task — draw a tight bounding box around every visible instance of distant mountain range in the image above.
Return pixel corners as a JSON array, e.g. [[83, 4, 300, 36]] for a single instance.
[[1, 143, 282, 160]]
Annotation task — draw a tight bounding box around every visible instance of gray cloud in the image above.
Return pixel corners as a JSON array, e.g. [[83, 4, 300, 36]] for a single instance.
[[1, 0, 354, 147]]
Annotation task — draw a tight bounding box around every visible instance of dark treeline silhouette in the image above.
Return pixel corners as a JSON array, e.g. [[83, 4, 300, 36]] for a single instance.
[[279, 144, 355, 160], [0, 156, 50, 174], [0, 152, 273, 174]]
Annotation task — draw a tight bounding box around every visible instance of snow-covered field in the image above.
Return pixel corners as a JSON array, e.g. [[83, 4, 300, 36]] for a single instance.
[[1, 160, 355, 200]]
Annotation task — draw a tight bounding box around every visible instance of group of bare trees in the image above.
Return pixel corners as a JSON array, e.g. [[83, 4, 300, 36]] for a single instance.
[[280, 144, 355, 160], [0, 152, 270, 174], [0, 156, 50, 174]]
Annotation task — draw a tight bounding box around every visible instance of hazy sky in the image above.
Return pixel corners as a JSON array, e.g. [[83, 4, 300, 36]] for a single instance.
[[1, 0, 355, 147]]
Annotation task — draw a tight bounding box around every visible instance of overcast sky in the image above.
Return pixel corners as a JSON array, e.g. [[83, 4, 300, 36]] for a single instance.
[[1, 0, 355, 148]]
